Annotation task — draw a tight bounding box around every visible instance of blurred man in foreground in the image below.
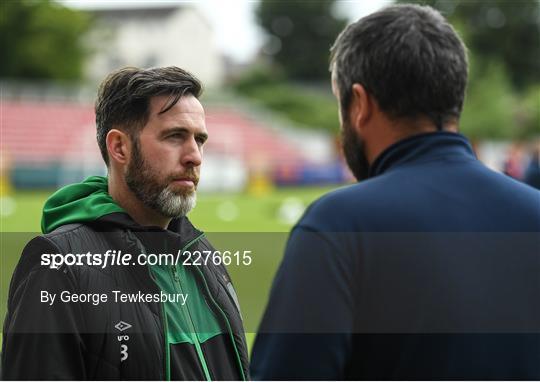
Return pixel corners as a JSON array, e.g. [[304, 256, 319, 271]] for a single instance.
[[251, 4, 540, 380], [2, 67, 248, 380]]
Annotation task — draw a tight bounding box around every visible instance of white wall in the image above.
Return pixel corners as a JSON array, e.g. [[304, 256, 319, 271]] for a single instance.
[[86, 6, 223, 88]]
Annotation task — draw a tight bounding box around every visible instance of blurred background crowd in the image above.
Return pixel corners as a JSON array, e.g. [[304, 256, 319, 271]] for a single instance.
[[1, 0, 539, 344]]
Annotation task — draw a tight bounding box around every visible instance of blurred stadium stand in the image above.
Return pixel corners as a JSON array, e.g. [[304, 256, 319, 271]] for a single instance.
[[2, 100, 102, 189], [2, 92, 348, 191], [2, 83, 517, 192]]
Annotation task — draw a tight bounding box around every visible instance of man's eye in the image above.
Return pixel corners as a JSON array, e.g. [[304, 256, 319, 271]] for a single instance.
[[196, 137, 206, 145]]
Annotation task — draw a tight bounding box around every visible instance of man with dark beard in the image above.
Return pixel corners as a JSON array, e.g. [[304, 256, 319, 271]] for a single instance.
[[2, 67, 249, 380], [251, 4, 540, 380]]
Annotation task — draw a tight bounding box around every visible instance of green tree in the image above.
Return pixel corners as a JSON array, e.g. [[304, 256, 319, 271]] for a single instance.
[[396, 0, 540, 140], [256, 0, 347, 80], [0, 0, 92, 80], [460, 60, 516, 140], [397, 0, 540, 90]]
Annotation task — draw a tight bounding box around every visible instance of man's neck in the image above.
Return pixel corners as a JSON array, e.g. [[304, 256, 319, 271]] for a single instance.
[[367, 117, 458, 164], [108, 174, 171, 229]]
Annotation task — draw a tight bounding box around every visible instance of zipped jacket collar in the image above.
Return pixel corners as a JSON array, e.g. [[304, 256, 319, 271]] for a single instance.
[[95, 212, 203, 246], [369, 132, 476, 178]]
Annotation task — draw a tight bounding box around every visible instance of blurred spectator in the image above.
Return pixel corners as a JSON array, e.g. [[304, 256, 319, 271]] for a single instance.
[[503, 143, 525, 179], [523, 144, 540, 190], [0, 150, 13, 196]]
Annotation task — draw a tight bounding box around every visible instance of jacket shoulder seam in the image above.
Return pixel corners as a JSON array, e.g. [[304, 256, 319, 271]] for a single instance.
[[44, 223, 87, 239]]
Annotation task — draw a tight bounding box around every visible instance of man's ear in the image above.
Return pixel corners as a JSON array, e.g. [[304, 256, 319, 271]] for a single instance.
[[349, 83, 373, 132], [106, 129, 131, 165]]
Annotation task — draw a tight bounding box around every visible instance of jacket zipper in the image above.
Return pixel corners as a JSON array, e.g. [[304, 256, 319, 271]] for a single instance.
[[194, 266, 247, 381], [169, 262, 212, 380], [151, 232, 246, 381], [183, 233, 247, 381], [147, 267, 170, 381], [161, 302, 171, 381]]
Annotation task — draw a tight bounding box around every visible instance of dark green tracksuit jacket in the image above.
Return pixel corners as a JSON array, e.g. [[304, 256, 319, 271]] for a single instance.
[[2, 177, 249, 380]]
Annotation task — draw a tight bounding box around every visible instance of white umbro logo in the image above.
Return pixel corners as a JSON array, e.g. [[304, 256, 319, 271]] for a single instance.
[[115, 321, 132, 332]]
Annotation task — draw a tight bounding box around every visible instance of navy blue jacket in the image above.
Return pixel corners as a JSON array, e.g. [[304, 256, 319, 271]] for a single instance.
[[251, 132, 540, 380]]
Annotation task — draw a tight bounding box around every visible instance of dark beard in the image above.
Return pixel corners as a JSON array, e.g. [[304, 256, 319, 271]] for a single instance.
[[341, 119, 371, 181]]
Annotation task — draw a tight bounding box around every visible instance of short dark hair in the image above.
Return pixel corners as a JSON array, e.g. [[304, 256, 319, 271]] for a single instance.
[[330, 4, 468, 129], [95, 66, 203, 165]]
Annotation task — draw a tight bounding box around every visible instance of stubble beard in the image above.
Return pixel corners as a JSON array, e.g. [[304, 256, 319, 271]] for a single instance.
[[341, 115, 371, 181], [125, 139, 197, 218]]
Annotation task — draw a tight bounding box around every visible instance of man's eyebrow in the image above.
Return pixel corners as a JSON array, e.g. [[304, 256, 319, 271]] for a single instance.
[[161, 127, 208, 141]]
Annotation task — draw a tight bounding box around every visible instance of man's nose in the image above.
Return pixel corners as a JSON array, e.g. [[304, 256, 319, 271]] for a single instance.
[[181, 137, 202, 167]]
